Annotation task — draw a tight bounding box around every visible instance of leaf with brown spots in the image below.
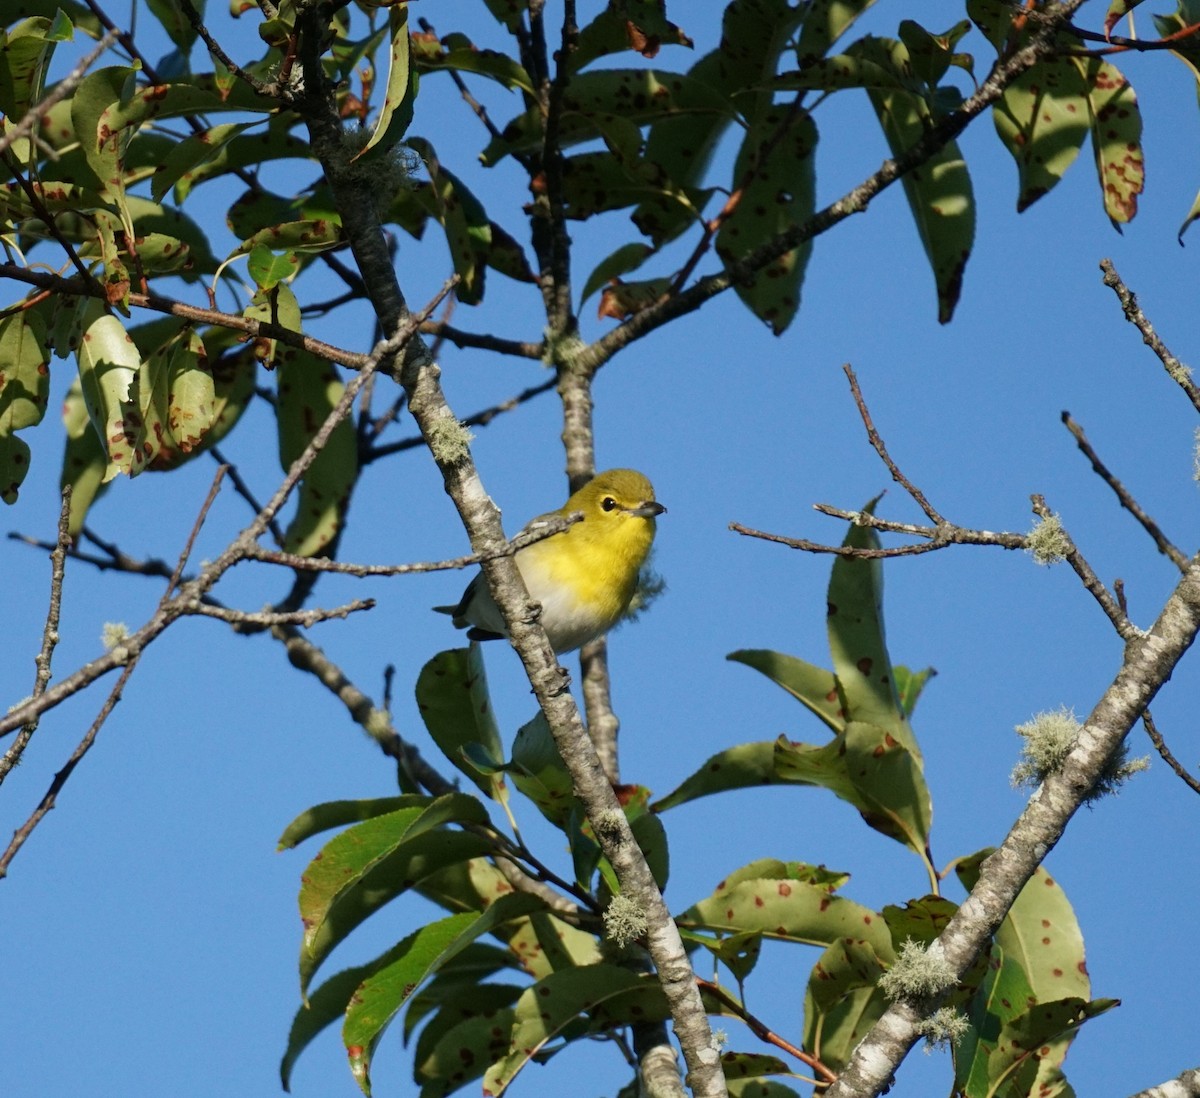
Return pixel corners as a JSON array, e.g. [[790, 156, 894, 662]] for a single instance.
[[847, 36, 975, 323], [355, 6, 417, 163], [1075, 55, 1144, 227], [679, 873, 892, 958]]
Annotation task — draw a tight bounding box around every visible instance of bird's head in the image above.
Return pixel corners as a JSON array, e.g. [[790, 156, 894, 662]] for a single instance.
[[570, 469, 666, 531]]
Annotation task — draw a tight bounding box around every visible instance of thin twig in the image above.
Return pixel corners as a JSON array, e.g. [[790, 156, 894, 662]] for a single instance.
[[1061, 411, 1189, 572], [0, 488, 73, 786], [416, 320, 543, 360], [179, 0, 279, 98], [366, 377, 557, 462], [1141, 709, 1200, 797], [0, 662, 136, 880], [245, 511, 580, 575], [209, 447, 287, 547], [165, 465, 226, 600], [845, 364, 945, 525], [0, 278, 457, 741], [1099, 259, 1200, 414], [191, 599, 374, 627], [695, 978, 836, 1084], [0, 264, 369, 369], [1030, 494, 1138, 640]]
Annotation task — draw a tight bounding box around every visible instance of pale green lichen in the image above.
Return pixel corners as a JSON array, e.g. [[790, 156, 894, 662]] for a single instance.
[[426, 417, 474, 465], [593, 809, 626, 843], [879, 939, 956, 1002], [602, 893, 647, 948], [915, 1007, 971, 1052], [1026, 513, 1070, 565], [101, 621, 129, 650], [326, 129, 420, 203], [1012, 706, 1149, 802]]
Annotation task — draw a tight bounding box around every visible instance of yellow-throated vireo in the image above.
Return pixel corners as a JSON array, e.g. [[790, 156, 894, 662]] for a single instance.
[[436, 469, 665, 653]]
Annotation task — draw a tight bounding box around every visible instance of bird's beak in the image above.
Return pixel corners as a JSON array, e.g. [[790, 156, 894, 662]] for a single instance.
[[630, 500, 666, 518]]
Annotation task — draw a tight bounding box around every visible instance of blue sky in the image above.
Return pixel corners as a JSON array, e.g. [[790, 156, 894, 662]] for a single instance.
[[3, 2, 1199, 1096]]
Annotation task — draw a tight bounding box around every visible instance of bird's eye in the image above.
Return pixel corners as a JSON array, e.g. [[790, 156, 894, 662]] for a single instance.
[[601, 496, 618, 512]]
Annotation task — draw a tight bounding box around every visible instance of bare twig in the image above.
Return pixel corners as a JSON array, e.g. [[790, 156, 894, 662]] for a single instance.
[[1061, 411, 1189, 571], [0, 663, 136, 879], [0, 488, 73, 786], [0, 278, 455, 742], [1141, 710, 1200, 797], [416, 320, 543, 360], [695, 978, 836, 1085], [192, 599, 375, 628], [845, 364, 944, 524], [0, 265, 370, 369], [209, 447, 287, 548], [1030, 494, 1138, 640], [245, 511, 579, 575], [1099, 259, 1200, 413], [366, 377, 557, 462]]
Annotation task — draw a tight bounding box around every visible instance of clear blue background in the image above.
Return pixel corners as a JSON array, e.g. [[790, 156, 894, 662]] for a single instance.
[[2, 2, 1198, 1096]]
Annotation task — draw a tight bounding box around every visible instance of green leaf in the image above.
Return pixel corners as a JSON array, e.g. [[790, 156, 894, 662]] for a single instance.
[[356, 6, 416, 163], [415, 647, 505, 798], [728, 649, 843, 732], [571, 1, 693, 72], [957, 851, 1096, 1097], [1104, 0, 1146, 38], [954, 944, 1036, 1097], [727, 1081, 803, 1098], [807, 935, 888, 1012], [580, 243, 655, 306], [301, 829, 495, 1000], [344, 894, 546, 1095], [279, 795, 446, 850], [297, 793, 490, 963], [414, 994, 519, 1096], [480, 965, 651, 1095], [718, 1052, 793, 1081], [407, 138, 492, 304], [152, 117, 310, 203], [826, 501, 920, 755], [510, 712, 576, 825], [0, 311, 50, 504], [893, 664, 936, 717], [716, 107, 816, 334], [0, 16, 60, 122], [650, 740, 776, 812], [58, 376, 108, 535], [796, 0, 880, 62], [74, 301, 142, 483], [848, 37, 975, 322], [482, 69, 735, 165], [881, 894, 958, 949], [274, 346, 358, 556], [411, 29, 535, 93], [630, 810, 669, 890], [802, 981, 889, 1074], [986, 998, 1119, 1098]]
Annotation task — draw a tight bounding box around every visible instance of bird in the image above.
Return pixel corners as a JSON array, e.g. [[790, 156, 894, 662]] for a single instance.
[[435, 469, 665, 654]]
